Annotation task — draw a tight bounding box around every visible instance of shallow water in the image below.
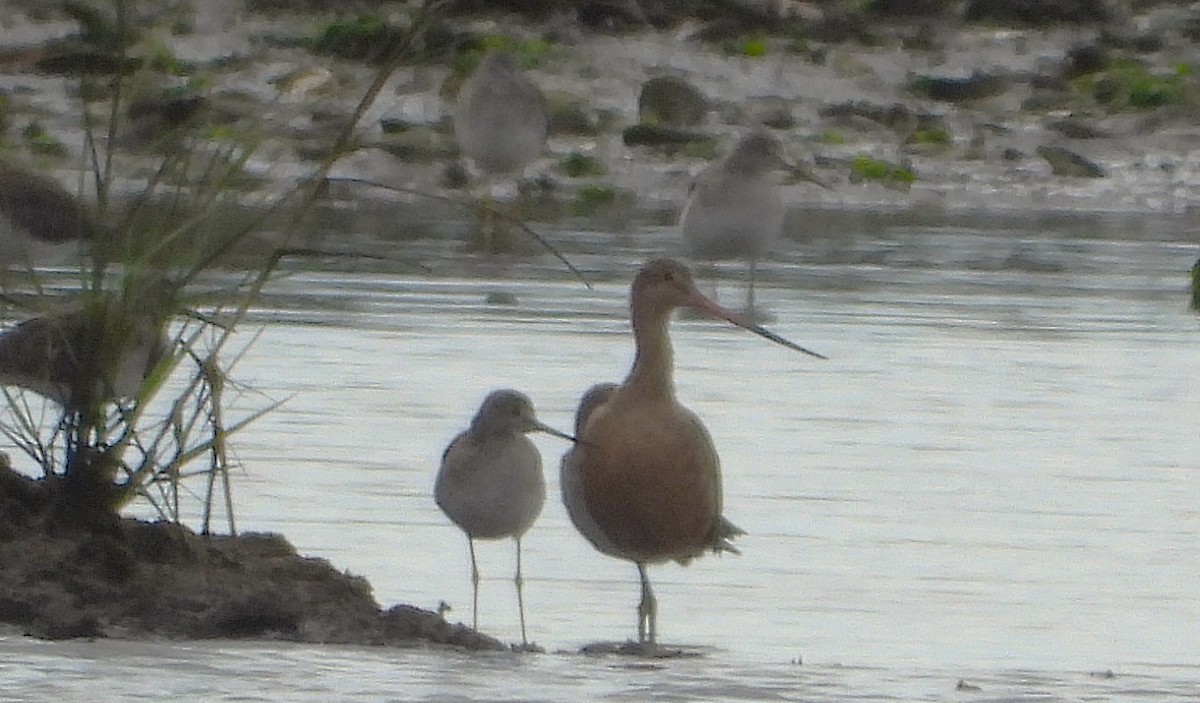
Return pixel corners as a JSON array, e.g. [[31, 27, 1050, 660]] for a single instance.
[[3, 212, 1200, 701]]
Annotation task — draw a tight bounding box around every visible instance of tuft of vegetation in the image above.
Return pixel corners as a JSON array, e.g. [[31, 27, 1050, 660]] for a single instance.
[[741, 37, 768, 57], [558, 152, 606, 178], [815, 130, 846, 145], [723, 35, 769, 58], [453, 35, 552, 76], [0, 0, 447, 537], [21, 122, 68, 157], [1080, 60, 1193, 111], [576, 184, 616, 206], [680, 138, 720, 160], [907, 128, 953, 145], [142, 38, 189, 75], [850, 154, 916, 184], [545, 93, 599, 136], [308, 14, 407, 64], [572, 184, 633, 216]]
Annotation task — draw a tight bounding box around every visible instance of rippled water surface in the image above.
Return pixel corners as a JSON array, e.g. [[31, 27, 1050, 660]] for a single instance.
[[3, 212, 1199, 701]]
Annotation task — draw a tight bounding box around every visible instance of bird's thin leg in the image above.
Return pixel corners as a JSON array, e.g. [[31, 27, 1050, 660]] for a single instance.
[[514, 536, 529, 646], [474, 172, 503, 253], [746, 258, 758, 314], [647, 580, 657, 646], [636, 562, 657, 645], [468, 536, 480, 631], [512, 179, 526, 224], [481, 192, 495, 252]]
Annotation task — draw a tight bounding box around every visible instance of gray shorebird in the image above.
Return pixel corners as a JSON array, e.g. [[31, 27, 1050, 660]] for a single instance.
[[0, 291, 170, 411], [435, 389, 573, 647], [452, 50, 548, 251], [679, 131, 823, 315], [0, 161, 97, 271], [560, 258, 824, 649]]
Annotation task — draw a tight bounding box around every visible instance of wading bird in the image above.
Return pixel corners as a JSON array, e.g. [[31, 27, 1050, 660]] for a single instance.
[[0, 161, 96, 271], [435, 389, 574, 648], [452, 50, 548, 252], [561, 258, 825, 649], [680, 131, 825, 316]]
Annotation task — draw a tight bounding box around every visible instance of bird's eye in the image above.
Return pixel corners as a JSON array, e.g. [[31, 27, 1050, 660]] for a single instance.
[[663, 271, 674, 282]]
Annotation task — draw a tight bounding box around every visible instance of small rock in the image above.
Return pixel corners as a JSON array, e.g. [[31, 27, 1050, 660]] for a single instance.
[[622, 123, 709, 147], [1021, 90, 1072, 113], [819, 101, 947, 137], [909, 70, 1009, 102], [127, 93, 208, 130], [637, 75, 708, 128], [1037, 145, 1106, 177], [33, 47, 141, 76], [865, 0, 951, 16], [1047, 117, 1109, 139], [379, 118, 413, 135], [120, 92, 209, 146], [546, 92, 599, 136], [964, 0, 1108, 25], [1099, 27, 1163, 54], [1061, 42, 1110, 79]]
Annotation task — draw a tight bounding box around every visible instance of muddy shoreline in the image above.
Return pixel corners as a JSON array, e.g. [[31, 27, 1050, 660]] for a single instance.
[[0, 465, 507, 649]]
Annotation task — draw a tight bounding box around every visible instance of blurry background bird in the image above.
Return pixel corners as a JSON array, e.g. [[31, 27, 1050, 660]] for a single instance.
[[452, 49, 548, 253]]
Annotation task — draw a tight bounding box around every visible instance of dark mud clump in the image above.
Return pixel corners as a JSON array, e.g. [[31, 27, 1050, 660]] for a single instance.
[[0, 466, 503, 650]]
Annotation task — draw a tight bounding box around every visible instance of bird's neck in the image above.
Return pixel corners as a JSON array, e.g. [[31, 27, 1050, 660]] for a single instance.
[[625, 305, 675, 400]]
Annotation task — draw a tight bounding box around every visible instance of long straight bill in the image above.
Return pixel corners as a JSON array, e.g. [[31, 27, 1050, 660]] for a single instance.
[[686, 290, 827, 360], [535, 422, 578, 443]]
